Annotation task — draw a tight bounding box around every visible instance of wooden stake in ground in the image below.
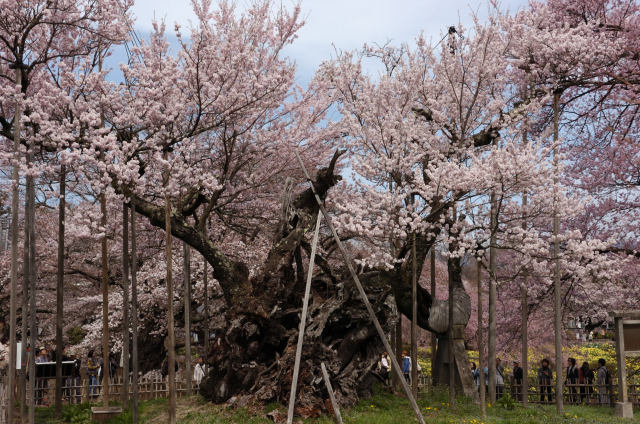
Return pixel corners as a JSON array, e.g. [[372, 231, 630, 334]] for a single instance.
[[131, 205, 140, 423], [122, 203, 131, 406], [296, 152, 425, 424], [552, 91, 564, 415], [320, 363, 344, 424], [183, 243, 192, 395], [448, 206, 457, 406], [488, 191, 497, 404], [7, 65, 22, 424], [100, 190, 110, 407], [287, 213, 322, 424], [411, 231, 418, 397], [55, 165, 66, 414], [26, 155, 36, 424], [203, 260, 209, 360], [163, 150, 177, 424], [430, 247, 437, 386], [477, 260, 486, 418]]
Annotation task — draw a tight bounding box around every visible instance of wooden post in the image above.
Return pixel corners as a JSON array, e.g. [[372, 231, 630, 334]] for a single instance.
[[552, 91, 564, 414], [121, 203, 130, 407], [614, 316, 633, 418], [296, 152, 426, 424], [320, 363, 344, 424], [8, 65, 22, 424], [183, 243, 192, 395], [203, 260, 209, 360], [163, 149, 176, 424], [448, 206, 456, 406], [55, 165, 66, 415], [430, 248, 437, 386], [26, 154, 36, 424], [477, 261, 486, 418], [411, 231, 418, 397], [287, 213, 322, 424], [131, 205, 139, 422], [488, 190, 497, 405]]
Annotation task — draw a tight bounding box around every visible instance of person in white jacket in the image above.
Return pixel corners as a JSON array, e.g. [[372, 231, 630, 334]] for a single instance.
[[193, 356, 206, 386]]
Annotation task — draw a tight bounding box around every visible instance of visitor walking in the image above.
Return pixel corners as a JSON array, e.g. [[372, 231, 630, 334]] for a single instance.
[[512, 360, 523, 401], [579, 361, 594, 403], [596, 358, 610, 406], [87, 350, 100, 399], [471, 362, 479, 389], [401, 350, 411, 383], [380, 352, 390, 386], [538, 358, 553, 404]]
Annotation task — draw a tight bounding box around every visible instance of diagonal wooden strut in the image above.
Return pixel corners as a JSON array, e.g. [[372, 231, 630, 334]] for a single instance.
[[295, 151, 426, 424], [287, 213, 322, 424]]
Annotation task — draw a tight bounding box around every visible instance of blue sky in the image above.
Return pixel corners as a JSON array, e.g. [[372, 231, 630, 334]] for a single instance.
[[114, 0, 528, 83]]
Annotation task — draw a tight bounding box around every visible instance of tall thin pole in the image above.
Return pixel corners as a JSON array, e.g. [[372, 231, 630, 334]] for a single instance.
[[287, 213, 322, 424], [122, 203, 130, 406], [448, 206, 456, 406], [183, 243, 192, 395], [20, 204, 28, 424], [488, 191, 497, 405], [521, 123, 529, 408], [164, 150, 176, 424], [130, 205, 139, 423], [203, 260, 209, 360], [296, 152, 425, 424], [55, 165, 66, 414], [430, 248, 436, 385], [411, 231, 418, 396], [100, 190, 110, 406], [477, 261, 486, 418], [8, 66, 22, 424], [552, 91, 564, 414], [26, 155, 36, 424]]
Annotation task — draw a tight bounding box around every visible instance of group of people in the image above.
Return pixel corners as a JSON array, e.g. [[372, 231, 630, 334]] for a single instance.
[[471, 357, 612, 405], [377, 351, 422, 386]]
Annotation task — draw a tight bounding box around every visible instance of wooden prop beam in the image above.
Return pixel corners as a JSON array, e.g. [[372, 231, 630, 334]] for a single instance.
[[295, 152, 426, 424], [287, 213, 322, 424]]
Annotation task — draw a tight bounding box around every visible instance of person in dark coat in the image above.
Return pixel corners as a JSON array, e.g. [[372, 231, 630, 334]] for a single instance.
[[512, 360, 524, 401], [538, 358, 553, 404], [579, 361, 594, 403], [566, 357, 579, 403]]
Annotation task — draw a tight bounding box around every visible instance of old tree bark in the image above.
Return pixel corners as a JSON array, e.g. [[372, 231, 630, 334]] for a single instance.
[[125, 152, 474, 415]]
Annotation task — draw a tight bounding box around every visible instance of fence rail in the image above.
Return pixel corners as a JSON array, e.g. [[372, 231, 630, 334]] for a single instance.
[[417, 374, 640, 407]]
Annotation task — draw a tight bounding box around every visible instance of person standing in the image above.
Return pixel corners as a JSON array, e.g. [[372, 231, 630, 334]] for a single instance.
[[579, 361, 594, 404], [565, 357, 579, 404], [538, 358, 553, 404], [193, 357, 206, 387], [87, 350, 100, 400], [512, 360, 523, 401], [471, 362, 479, 389], [495, 358, 505, 399], [596, 358, 610, 406], [380, 352, 390, 386], [401, 350, 411, 383], [35, 348, 50, 405]]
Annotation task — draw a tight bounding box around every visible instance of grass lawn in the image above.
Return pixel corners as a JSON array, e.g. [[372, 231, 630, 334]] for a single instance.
[[33, 386, 640, 423]]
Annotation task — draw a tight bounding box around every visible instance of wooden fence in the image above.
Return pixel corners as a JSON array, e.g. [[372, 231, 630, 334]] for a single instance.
[[0, 375, 7, 424], [417, 373, 640, 407], [19, 375, 200, 407]]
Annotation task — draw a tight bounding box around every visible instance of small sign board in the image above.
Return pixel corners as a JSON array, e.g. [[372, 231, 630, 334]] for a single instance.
[[623, 320, 640, 355]]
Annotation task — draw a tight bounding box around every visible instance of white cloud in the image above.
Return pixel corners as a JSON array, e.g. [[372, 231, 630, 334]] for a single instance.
[[130, 0, 528, 82]]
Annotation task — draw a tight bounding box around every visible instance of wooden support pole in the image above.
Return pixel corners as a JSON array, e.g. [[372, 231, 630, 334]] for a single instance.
[[477, 261, 486, 418], [131, 205, 140, 423], [55, 165, 66, 414], [296, 152, 425, 424], [122, 204, 130, 407], [615, 318, 628, 403], [321, 363, 344, 424], [430, 248, 437, 386], [287, 213, 322, 424], [183, 243, 192, 395], [411, 231, 418, 397], [8, 65, 22, 424]]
